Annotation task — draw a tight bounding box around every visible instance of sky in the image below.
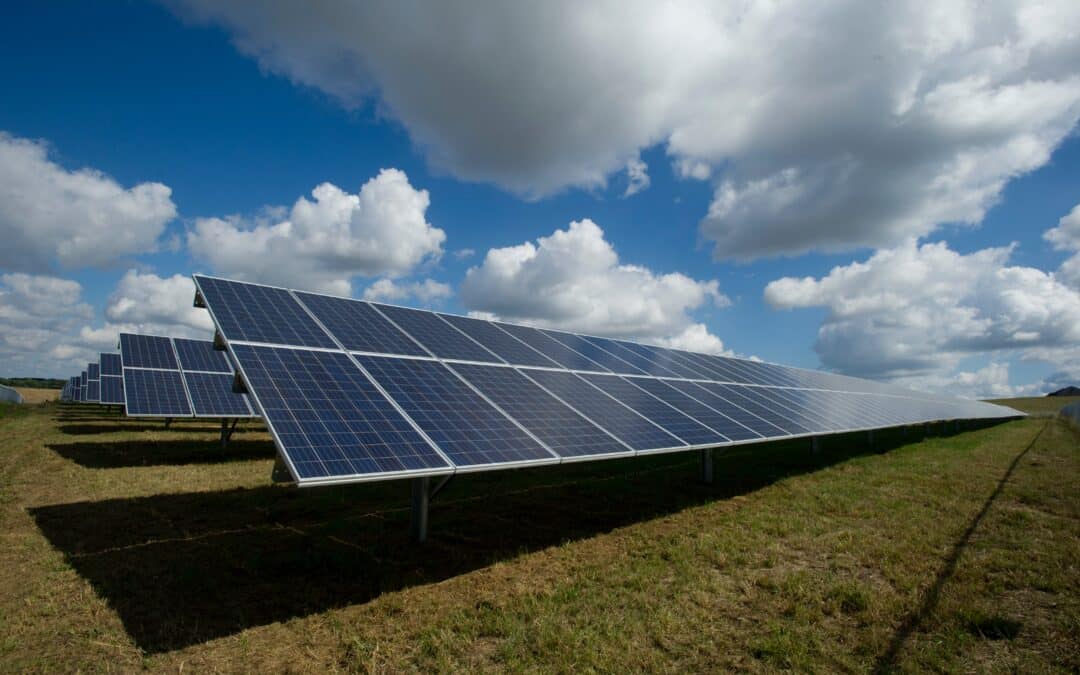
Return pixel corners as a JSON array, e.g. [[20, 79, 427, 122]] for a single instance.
[[0, 1, 1078, 399]]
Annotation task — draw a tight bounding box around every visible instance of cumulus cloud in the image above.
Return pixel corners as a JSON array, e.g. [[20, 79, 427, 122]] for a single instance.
[[0, 273, 95, 376], [622, 158, 650, 198], [764, 239, 1080, 392], [0, 132, 176, 271], [105, 269, 213, 334], [1045, 202, 1080, 288], [172, 1, 1080, 256], [892, 362, 1040, 400], [363, 278, 452, 305], [460, 219, 728, 346], [187, 169, 445, 295]]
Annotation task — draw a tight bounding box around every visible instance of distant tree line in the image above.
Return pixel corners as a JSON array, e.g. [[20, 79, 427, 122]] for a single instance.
[[0, 378, 64, 389]]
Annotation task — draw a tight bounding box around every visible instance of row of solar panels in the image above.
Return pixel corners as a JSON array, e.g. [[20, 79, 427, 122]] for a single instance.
[[59, 337, 256, 418], [192, 275, 1022, 486]]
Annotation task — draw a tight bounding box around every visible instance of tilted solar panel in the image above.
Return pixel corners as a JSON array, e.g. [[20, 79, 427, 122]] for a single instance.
[[439, 314, 560, 368], [123, 368, 192, 417], [197, 276, 336, 348], [541, 330, 647, 375], [373, 303, 502, 363], [173, 337, 233, 373], [492, 322, 609, 372], [183, 371, 254, 417], [87, 363, 100, 379], [120, 333, 178, 370], [100, 376, 125, 405], [100, 353, 122, 376], [86, 380, 100, 402], [629, 377, 761, 442], [294, 291, 428, 356]]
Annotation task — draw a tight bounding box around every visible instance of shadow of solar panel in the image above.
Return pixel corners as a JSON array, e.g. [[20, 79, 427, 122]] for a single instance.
[[173, 338, 233, 373], [231, 345, 450, 482], [195, 276, 336, 349], [100, 353, 122, 376], [294, 292, 428, 356], [356, 355, 555, 467], [449, 363, 629, 459], [183, 372, 254, 417], [123, 369, 192, 417], [100, 376, 125, 405], [521, 369, 685, 452], [120, 334, 179, 370], [373, 304, 502, 363], [579, 374, 728, 446]]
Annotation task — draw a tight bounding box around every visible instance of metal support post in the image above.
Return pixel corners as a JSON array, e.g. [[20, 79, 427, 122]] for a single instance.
[[220, 418, 239, 447], [164, 417, 172, 429], [810, 436, 821, 456], [867, 429, 875, 449], [411, 476, 431, 543], [700, 448, 714, 484]]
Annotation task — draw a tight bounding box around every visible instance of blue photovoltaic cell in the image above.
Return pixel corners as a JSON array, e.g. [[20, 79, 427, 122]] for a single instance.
[[450, 363, 629, 458], [730, 386, 829, 433], [541, 330, 647, 375], [123, 369, 192, 416], [195, 276, 336, 349], [579, 336, 684, 378], [356, 355, 554, 467], [100, 376, 125, 405], [439, 314, 559, 368], [86, 380, 100, 402], [74, 384, 82, 402], [703, 383, 811, 435], [87, 363, 100, 379], [173, 337, 233, 373], [100, 353, 122, 376], [373, 304, 502, 363], [631, 378, 762, 442], [603, 340, 705, 379], [120, 333, 179, 370], [295, 292, 428, 356], [231, 345, 449, 481], [183, 371, 254, 417], [492, 322, 608, 372], [522, 369, 685, 451], [579, 374, 728, 446], [80, 372, 87, 386], [666, 380, 788, 437]]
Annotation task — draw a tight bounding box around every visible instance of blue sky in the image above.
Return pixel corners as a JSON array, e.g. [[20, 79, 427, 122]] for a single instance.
[[1, 1, 1078, 398]]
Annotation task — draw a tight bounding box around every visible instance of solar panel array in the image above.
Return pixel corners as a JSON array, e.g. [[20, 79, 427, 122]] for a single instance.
[[119, 333, 256, 418], [194, 275, 1022, 487], [99, 353, 125, 404], [85, 361, 100, 403]]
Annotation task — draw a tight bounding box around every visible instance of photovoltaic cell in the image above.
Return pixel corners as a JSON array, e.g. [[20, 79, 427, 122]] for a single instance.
[[521, 369, 684, 451], [356, 355, 554, 467], [80, 372, 87, 387], [173, 337, 233, 373], [542, 330, 647, 375], [492, 322, 608, 372], [449, 363, 629, 458], [123, 369, 192, 416], [578, 336, 684, 378], [663, 380, 787, 438], [295, 292, 427, 356], [100, 376, 125, 405], [100, 353, 122, 376], [184, 371, 254, 417], [579, 374, 728, 446], [605, 340, 705, 379], [374, 304, 502, 363], [195, 275, 336, 348], [631, 378, 761, 441], [86, 380, 100, 402], [704, 383, 811, 435], [439, 314, 559, 368], [87, 363, 100, 379], [231, 344, 449, 481], [120, 333, 178, 370]]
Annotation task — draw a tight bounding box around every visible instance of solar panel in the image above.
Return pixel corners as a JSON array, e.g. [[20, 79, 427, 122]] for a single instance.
[[588, 338, 696, 379], [521, 368, 685, 452], [80, 371, 87, 387], [231, 344, 450, 482], [439, 314, 560, 368], [579, 373, 729, 445], [100, 376, 125, 405], [373, 303, 502, 363], [700, 383, 810, 435], [541, 330, 648, 375], [356, 355, 556, 468], [492, 322, 608, 371], [449, 363, 630, 459], [173, 337, 233, 373], [663, 380, 788, 438], [87, 363, 100, 379], [120, 334, 178, 370], [295, 291, 428, 356], [100, 353, 122, 376], [630, 377, 762, 442], [195, 275, 336, 348], [183, 371, 255, 417], [123, 368, 192, 417], [86, 380, 100, 402]]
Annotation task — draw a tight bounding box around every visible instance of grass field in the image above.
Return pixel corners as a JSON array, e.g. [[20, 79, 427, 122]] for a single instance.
[[0, 396, 1076, 672]]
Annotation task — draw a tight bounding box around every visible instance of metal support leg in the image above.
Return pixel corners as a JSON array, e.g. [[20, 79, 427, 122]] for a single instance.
[[868, 429, 875, 449], [810, 436, 820, 456], [220, 418, 238, 447], [164, 417, 172, 429], [700, 448, 713, 484], [901, 425, 907, 440], [411, 477, 430, 543]]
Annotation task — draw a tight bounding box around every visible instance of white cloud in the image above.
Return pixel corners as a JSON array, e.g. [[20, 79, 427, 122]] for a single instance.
[[363, 278, 452, 305], [1045, 202, 1080, 288], [0, 273, 95, 376], [763, 239, 1080, 391], [453, 248, 476, 261], [460, 219, 727, 345], [187, 169, 445, 295], [105, 269, 213, 334], [892, 362, 1040, 400], [172, 1, 1080, 256], [622, 158, 650, 198], [0, 132, 176, 271], [654, 323, 732, 356]]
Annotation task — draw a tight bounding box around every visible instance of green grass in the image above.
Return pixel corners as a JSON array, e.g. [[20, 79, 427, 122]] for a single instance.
[[0, 400, 1076, 672], [989, 395, 1080, 416]]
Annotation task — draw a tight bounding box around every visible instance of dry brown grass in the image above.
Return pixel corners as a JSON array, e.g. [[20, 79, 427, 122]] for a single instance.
[[0, 399, 1076, 672], [13, 387, 59, 404]]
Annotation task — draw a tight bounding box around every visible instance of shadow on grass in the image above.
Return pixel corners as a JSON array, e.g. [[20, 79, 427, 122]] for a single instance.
[[48, 438, 276, 468], [30, 424, 998, 654], [57, 423, 236, 435]]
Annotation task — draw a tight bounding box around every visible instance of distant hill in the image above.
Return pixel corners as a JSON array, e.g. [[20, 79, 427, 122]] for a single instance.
[[0, 378, 64, 390], [1047, 386, 1080, 397]]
